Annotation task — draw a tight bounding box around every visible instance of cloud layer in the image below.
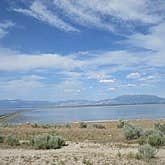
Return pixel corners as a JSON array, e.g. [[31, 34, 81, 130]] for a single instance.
[[14, 0, 164, 32], [0, 0, 164, 100]]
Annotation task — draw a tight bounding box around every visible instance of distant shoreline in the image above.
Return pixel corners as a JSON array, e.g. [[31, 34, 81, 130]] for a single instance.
[[0, 102, 165, 109]]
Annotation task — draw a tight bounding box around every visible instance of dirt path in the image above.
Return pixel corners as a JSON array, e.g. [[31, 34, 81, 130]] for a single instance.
[[0, 142, 165, 165]]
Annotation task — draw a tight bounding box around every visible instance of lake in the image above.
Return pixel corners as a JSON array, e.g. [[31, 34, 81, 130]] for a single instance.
[[1, 104, 165, 124]]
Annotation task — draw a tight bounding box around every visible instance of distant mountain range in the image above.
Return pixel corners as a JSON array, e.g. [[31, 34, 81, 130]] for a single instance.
[[0, 95, 165, 108]]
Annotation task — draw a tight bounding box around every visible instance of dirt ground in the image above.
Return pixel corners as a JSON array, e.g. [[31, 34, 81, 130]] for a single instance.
[[0, 142, 165, 165]]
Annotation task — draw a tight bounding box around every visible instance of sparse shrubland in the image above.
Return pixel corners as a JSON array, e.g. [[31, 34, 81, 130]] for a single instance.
[[0, 120, 165, 164]]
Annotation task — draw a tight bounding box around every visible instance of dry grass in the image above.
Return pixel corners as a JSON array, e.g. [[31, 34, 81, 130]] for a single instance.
[[0, 119, 165, 146]]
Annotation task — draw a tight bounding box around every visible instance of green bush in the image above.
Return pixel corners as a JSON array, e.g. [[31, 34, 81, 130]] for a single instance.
[[5, 135, 20, 146], [123, 124, 143, 140], [154, 123, 165, 134], [117, 120, 127, 128], [138, 136, 147, 145], [138, 130, 165, 146], [79, 122, 87, 128], [147, 131, 164, 146], [92, 124, 105, 129], [138, 144, 157, 159], [30, 134, 65, 149]]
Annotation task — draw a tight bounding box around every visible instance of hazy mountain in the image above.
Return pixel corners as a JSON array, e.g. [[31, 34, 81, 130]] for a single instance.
[[0, 95, 165, 108], [0, 100, 54, 108], [97, 95, 165, 105]]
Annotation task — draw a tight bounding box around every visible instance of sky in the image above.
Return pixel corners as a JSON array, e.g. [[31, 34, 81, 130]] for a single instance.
[[0, 0, 165, 101]]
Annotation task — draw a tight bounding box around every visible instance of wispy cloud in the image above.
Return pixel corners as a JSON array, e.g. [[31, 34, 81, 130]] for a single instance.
[[13, 0, 164, 33], [126, 22, 165, 67], [0, 20, 14, 38], [14, 1, 78, 32], [0, 53, 83, 71], [127, 72, 141, 79], [99, 79, 115, 83]]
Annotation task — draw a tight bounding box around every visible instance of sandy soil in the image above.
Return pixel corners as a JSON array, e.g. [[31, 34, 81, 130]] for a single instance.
[[0, 142, 165, 165]]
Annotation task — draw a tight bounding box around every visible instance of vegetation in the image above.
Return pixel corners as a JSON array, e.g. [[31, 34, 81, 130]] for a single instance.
[[65, 123, 71, 128], [30, 134, 65, 149], [5, 135, 20, 146], [79, 122, 87, 128], [137, 144, 157, 159], [0, 135, 4, 143], [123, 124, 143, 140], [82, 158, 93, 165], [138, 129, 165, 146], [92, 124, 105, 129], [147, 131, 164, 146], [117, 119, 127, 128], [154, 122, 165, 134]]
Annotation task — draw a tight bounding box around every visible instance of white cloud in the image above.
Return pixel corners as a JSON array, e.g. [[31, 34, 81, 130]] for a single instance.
[[99, 79, 115, 83], [53, 0, 114, 31], [139, 75, 154, 81], [128, 23, 165, 52], [126, 23, 165, 67], [0, 75, 44, 95], [127, 84, 137, 87], [0, 75, 84, 100], [127, 72, 141, 79], [0, 53, 83, 71], [13, 0, 164, 32], [109, 87, 116, 91], [0, 20, 14, 38], [14, 1, 78, 32]]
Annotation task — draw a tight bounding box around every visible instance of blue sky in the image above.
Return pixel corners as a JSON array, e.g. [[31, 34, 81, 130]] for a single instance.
[[0, 0, 165, 101]]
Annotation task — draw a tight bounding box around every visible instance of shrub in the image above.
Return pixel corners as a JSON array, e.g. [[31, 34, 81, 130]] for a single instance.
[[31, 123, 39, 128], [138, 144, 157, 159], [79, 122, 87, 128], [92, 124, 105, 129], [117, 120, 127, 128], [123, 124, 143, 140], [138, 136, 147, 145], [5, 135, 20, 146], [47, 135, 65, 149], [0, 135, 4, 143], [127, 151, 136, 159], [138, 130, 165, 146], [154, 123, 165, 134], [82, 158, 93, 165], [147, 131, 164, 146], [65, 123, 71, 128], [30, 134, 65, 149]]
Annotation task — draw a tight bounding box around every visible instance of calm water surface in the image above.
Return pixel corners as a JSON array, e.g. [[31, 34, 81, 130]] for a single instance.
[[1, 104, 165, 124]]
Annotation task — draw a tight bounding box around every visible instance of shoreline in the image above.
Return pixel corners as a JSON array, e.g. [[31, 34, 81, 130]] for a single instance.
[[73, 118, 165, 124], [4, 118, 165, 125]]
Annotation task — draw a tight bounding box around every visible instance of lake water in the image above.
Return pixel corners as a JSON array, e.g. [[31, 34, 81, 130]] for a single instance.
[[1, 104, 165, 124]]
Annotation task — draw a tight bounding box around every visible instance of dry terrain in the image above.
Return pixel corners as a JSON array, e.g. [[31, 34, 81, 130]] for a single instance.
[[0, 120, 165, 165]]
